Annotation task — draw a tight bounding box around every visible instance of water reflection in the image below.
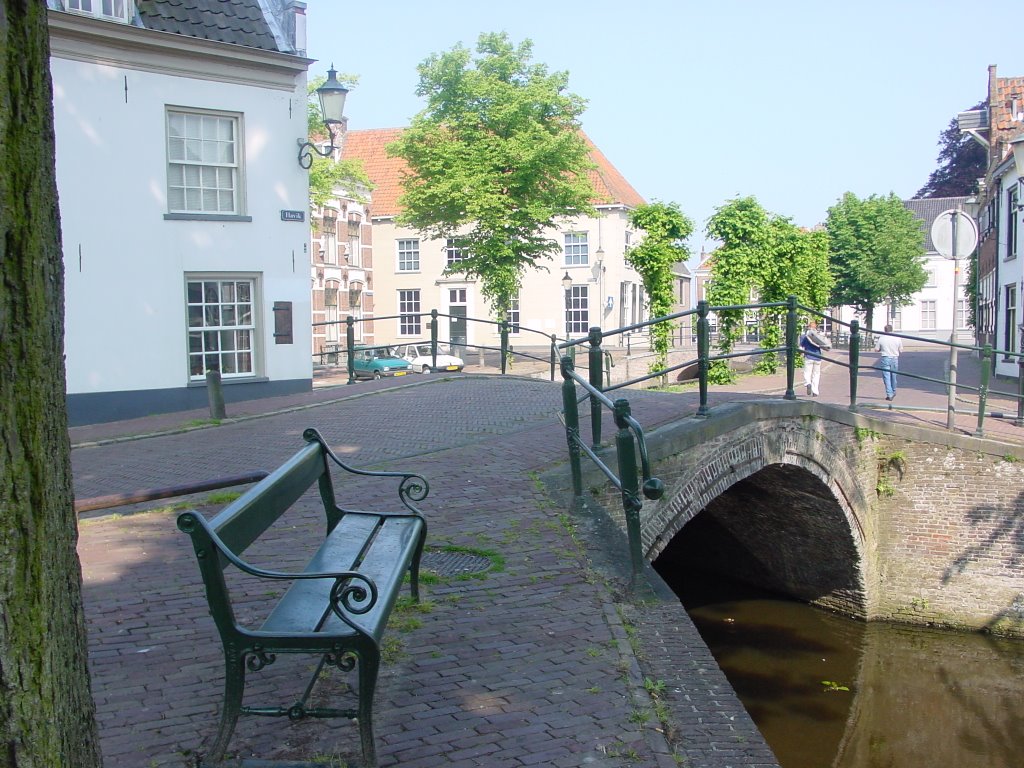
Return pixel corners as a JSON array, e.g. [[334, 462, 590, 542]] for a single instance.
[[663, 570, 1024, 768]]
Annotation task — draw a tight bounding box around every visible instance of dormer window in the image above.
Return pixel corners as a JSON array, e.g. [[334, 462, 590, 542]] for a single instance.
[[65, 0, 133, 23]]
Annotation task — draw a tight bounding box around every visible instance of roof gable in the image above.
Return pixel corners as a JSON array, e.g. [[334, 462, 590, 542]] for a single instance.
[[904, 196, 969, 252], [342, 127, 645, 218]]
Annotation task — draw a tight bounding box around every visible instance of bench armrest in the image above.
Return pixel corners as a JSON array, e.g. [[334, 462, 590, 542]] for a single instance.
[[304, 427, 430, 513], [178, 511, 379, 615]]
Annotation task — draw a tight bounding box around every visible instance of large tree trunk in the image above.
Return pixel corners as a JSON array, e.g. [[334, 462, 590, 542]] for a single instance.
[[0, 2, 103, 766]]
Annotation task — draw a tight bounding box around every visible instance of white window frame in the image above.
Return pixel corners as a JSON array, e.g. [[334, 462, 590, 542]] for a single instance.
[[324, 284, 340, 343], [506, 294, 521, 335], [1005, 284, 1017, 359], [924, 269, 936, 288], [1008, 187, 1019, 261], [399, 289, 421, 336], [166, 108, 244, 217], [956, 298, 969, 330], [566, 285, 590, 335], [186, 275, 260, 381], [564, 232, 589, 266], [397, 239, 420, 272], [921, 299, 937, 330], [64, 0, 133, 22], [446, 238, 468, 266]]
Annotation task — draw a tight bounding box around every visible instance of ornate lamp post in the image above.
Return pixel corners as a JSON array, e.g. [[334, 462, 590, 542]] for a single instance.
[[562, 271, 573, 338]]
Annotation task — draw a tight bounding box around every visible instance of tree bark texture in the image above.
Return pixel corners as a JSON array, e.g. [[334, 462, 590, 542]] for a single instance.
[[0, 2, 103, 766]]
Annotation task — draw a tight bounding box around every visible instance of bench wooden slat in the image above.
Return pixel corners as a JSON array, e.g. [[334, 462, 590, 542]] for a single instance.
[[318, 516, 424, 639], [259, 513, 380, 635], [261, 515, 422, 639]]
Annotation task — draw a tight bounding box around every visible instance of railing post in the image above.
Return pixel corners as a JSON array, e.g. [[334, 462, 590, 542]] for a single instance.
[[976, 344, 993, 437], [588, 327, 604, 449], [550, 334, 558, 382], [430, 309, 439, 371], [697, 300, 710, 417], [946, 341, 958, 432], [1016, 353, 1024, 428], [500, 320, 509, 375], [613, 398, 645, 590], [848, 320, 860, 410], [784, 295, 797, 400], [560, 356, 583, 498], [345, 316, 356, 385]]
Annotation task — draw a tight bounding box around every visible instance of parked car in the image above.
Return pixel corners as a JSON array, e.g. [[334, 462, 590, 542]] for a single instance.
[[395, 343, 465, 374], [351, 346, 412, 380]]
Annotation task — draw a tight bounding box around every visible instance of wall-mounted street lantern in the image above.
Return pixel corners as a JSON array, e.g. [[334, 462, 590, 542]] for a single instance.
[[298, 66, 349, 169], [963, 193, 980, 221]]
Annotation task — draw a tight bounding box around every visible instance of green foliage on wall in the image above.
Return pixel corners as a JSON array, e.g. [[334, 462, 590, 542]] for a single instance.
[[626, 202, 694, 373]]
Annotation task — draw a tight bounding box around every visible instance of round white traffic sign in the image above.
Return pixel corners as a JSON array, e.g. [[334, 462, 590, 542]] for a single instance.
[[931, 209, 978, 259]]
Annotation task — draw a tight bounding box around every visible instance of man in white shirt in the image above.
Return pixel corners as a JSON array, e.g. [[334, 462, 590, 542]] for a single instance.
[[875, 324, 903, 401]]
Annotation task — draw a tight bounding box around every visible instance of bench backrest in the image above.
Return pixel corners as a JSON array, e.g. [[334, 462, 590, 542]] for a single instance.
[[177, 438, 340, 637], [209, 440, 331, 556]]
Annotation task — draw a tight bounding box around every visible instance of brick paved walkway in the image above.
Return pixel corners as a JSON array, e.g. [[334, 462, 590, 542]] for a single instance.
[[74, 377, 778, 768], [72, 352, 1023, 767]]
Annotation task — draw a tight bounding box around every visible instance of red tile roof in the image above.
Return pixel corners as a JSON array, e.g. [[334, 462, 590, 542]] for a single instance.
[[991, 73, 1024, 134], [341, 127, 645, 218]]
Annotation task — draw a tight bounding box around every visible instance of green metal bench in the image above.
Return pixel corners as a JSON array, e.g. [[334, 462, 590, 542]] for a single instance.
[[177, 427, 429, 767]]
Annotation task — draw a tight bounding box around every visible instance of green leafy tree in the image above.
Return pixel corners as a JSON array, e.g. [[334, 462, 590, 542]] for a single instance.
[[914, 100, 987, 199], [705, 197, 833, 378], [387, 32, 596, 318], [826, 192, 926, 330], [305, 74, 372, 208], [1, 1, 103, 764], [626, 202, 693, 374]]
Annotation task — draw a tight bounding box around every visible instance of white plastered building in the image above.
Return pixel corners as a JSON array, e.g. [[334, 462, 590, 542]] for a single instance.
[[48, 0, 314, 425]]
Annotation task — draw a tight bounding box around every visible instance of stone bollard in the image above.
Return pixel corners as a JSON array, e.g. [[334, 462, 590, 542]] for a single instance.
[[206, 369, 227, 420]]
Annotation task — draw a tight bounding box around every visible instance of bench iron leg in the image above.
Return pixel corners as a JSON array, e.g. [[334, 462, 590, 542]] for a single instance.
[[409, 526, 427, 602], [206, 651, 246, 764], [358, 647, 380, 767]]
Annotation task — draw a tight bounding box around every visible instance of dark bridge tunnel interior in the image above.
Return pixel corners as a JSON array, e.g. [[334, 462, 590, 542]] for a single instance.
[[654, 463, 866, 619]]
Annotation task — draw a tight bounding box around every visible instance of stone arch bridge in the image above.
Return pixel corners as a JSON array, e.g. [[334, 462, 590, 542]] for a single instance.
[[586, 400, 1024, 637]]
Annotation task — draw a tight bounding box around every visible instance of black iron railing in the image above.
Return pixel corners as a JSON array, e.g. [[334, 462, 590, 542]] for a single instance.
[[313, 312, 564, 383]]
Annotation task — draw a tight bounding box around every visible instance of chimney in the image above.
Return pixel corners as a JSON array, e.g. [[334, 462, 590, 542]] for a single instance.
[[288, 1, 307, 56]]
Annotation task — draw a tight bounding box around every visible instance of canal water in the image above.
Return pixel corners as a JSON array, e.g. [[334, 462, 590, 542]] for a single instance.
[[654, 564, 1024, 768]]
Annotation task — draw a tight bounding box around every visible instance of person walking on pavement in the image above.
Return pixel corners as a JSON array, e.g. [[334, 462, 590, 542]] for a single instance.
[[799, 319, 830, 397], [875, 324, 903, 401]]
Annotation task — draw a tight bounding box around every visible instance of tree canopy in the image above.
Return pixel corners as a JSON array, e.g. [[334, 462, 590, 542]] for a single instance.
[[387, 32, 596, 317], [825, 191, 926, 330], [914, 100, 988, 199], [625, 202, 694, 373], [705, 197, 833, 376]]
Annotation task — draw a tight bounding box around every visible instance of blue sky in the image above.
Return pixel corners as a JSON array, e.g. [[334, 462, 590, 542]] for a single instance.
[[305, 0, 1024, 257]]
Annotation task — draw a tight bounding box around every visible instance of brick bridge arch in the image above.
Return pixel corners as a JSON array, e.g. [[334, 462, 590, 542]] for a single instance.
[[604, 400, 1024, 636]]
